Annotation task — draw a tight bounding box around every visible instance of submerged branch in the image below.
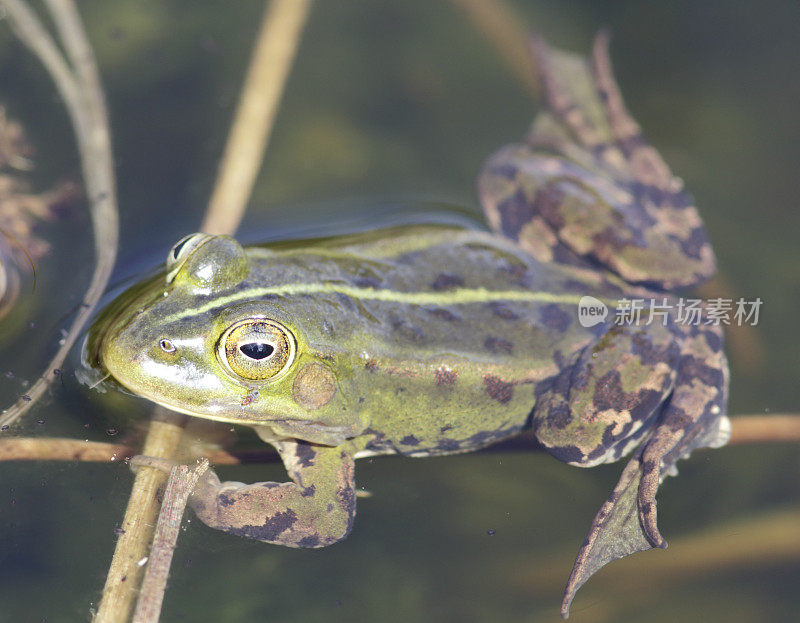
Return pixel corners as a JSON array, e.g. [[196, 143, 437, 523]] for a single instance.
[[97, 1, 313, 621], [131, 459, 210, 623], [96, 409, 187, 623]]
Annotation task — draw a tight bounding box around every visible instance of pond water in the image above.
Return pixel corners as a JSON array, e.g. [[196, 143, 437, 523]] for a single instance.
[[0, 1, 798, 622]]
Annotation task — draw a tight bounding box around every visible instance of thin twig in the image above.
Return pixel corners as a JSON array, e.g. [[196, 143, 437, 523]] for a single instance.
[[0, 0, 119, 429], [0, 438, 132, 462], [96, 2, 312, 621], [727, 414, 800, 445], [447, 0, 540, 102], [0, 436, 269, 464], [202, 0, 312, 236], [132, 459, 209, 623], [1, 414, 796, 466], [95, 409, 187, 623]]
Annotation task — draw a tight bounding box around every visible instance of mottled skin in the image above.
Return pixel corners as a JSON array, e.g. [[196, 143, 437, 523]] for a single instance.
[[88, 35, 729, 613]]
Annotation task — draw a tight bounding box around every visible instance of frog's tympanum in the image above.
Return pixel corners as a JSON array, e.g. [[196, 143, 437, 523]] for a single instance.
[[87, 35, 729, 616]]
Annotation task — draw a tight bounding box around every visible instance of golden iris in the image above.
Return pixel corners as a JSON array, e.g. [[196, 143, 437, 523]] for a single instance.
[[218, 318, 295, 382]]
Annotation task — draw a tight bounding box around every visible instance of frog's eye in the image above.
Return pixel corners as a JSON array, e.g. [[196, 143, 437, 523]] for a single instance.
[[217, 318, 296, 382], [166, 233, 212, 283], [167, 234, 249, 292]]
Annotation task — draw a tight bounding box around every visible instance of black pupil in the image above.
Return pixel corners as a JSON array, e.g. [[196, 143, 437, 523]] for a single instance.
[[240, 342, 274, 360]]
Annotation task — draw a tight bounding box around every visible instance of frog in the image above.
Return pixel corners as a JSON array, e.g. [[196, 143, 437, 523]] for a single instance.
[[86, 34, 730, 616]]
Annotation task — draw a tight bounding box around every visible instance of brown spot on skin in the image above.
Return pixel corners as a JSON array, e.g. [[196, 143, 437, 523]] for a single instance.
[[392, 318, 424, 342], [547, 402, 572, 429], [614, 133, 648, 160], [534, 183, 567, 230], [702, 327, 723, 353], [354, 277, 381, 288], [489, 302, 519, 320], [336, 461, 356, 536], [666, 409, 693, 433], [484, 336, 513, 354], [432, 273, 465, 291], [435, 366, 458, 387], [539, 304, 571, 332], [483, 374, 514, 403], [298, 535, 321, 547], [292, 363, 337, 410], [500, 261, 527, 280], [436, 438, 462, 452], [231, 509, 298, 541], [545, 444, 585, 464], [678, 354, 725, 388], [497, 186, 536, 240], [295, 442, 317, 467], [592, 370, 640, 414], [427, 307, 460, 322]]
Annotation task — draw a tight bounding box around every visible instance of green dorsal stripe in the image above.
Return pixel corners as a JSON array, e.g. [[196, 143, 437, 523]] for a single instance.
[[163, 283, 596, 323]]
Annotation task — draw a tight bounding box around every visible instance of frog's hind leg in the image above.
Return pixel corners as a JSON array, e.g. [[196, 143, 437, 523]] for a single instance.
[[636, 323, 730, 546], [478, 34, 717, 290], [532, 321, 680, 469], [589, 32, 674, 190], [528, 34, 609, 152]]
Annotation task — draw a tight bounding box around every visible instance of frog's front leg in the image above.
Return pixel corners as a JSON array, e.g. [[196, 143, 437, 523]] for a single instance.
[[189, 439, 356, 548]]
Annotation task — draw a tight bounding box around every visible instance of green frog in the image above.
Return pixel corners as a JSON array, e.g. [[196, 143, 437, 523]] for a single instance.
[[87, 35, 730, 615]]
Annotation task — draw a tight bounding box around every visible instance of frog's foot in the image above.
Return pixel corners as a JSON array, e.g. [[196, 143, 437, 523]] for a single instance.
[[128, 455, 178, 474], [636, 323, 730, 546], [478, 34, 716, 290], [559, 324, 729, 617]]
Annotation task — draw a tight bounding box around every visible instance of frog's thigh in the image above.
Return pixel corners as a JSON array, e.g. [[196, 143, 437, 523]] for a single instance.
[[189, 440, 355, 548], [533, 323, 679, 466]]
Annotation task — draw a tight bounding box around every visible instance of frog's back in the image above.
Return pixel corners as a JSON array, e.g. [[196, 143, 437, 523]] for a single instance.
[[244, 224, 624, 456]]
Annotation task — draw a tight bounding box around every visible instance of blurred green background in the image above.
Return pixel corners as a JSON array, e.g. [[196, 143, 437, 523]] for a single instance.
[[0, 1, 798, 621]]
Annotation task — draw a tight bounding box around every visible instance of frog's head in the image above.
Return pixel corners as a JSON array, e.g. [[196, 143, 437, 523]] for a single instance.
[[92, 233, 363, 446]]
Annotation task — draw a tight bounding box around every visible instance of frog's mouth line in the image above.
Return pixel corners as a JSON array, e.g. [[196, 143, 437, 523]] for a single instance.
[[131, 392, 350, 434]]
